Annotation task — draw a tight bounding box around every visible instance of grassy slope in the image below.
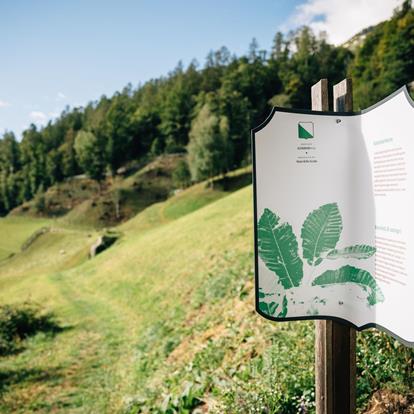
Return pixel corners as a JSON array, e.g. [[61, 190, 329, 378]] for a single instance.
[[0, 184, 307, 413], [11, 155, 184, 230], [0, 179, 412, 413], [0, 217, 52, 261], [119, 167, 251, 234], [62, 155, 184, 229], [0, 174, 269, 413]]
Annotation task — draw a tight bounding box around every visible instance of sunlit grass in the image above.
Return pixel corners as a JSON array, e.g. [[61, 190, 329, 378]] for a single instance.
[[0, 217, 52, 261], [0, 169, 411, 412]]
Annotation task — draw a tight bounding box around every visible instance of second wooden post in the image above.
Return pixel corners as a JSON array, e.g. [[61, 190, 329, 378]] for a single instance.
[[312, 78, 357, 414]]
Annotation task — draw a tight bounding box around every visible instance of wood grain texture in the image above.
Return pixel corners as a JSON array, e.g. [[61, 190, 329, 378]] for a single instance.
[[333, 78, 353, 112], [312, 78, 357, 414], [311, 79, 329, 111]]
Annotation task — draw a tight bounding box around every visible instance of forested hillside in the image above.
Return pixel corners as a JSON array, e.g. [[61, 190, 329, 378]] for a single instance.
[[0, 1, 413, 215]]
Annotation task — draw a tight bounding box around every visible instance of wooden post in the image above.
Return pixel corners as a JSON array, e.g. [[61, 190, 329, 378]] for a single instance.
[[333, 79, 353, 112], [312, 78, 357, 414], [311, 79, 329, 111]]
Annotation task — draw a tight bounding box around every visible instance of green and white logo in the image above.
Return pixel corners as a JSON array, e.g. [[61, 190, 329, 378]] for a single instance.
[[298, 122, 314, 139]]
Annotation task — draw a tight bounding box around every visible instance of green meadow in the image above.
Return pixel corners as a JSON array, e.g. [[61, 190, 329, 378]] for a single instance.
[[0, 217, 51, 261], [0, 173, 412, 413]]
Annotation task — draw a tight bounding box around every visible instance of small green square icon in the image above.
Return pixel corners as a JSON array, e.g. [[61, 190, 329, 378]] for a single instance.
[[298, 122, 314, 139]]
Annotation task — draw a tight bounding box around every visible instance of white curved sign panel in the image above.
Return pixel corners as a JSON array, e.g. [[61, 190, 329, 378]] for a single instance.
[[253, 87, 414, 346]]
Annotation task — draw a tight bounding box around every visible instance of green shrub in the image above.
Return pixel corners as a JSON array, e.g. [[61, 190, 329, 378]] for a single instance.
[[219, 323, 315, 414], [0, 302, 60, 356], [159, 382, 204, 413], [34, 185, 46, 213], [357, 329, 414, 410], [172, 160, 191, 189]]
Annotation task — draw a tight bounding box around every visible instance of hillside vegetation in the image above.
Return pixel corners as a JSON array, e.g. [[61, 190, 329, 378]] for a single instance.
[[0, 2, 413, 217], [0, 172, 412, 413], [10, 155, 184, 229]]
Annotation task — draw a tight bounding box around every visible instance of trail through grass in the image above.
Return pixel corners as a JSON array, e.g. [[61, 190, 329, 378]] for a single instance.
[[0, 176, 257, 412], [0, 175, 412, 413]]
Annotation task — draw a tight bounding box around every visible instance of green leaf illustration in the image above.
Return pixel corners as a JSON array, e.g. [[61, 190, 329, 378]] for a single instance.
[[258, 208, 303, 289], [259, 295, 288, 317], [301, 203, 342, 266], [326, 245, 376, 260], [312, 265, 384, 306], [259, 301, 279, 316], [279, 296, 288, 317]]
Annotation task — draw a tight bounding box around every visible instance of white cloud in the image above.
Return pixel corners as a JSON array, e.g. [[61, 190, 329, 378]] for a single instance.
[[29, 111, 47, 125], [0, 100, 10, 108], [56, 92, 66, 101], [287, 0, 406, 44]]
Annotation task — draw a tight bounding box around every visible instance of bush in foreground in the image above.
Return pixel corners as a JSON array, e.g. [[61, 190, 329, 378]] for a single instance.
[[0, 302, 60, 356]]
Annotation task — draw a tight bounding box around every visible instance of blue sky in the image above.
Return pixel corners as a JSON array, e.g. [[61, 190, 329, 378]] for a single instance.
[[0, 0, 403, 138]]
